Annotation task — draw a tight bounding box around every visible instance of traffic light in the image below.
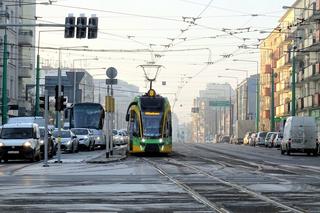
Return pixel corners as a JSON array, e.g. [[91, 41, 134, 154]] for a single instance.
[[40, 96, 45, 109], [76, 16, 87, 39], [88, 17, 98, 39], [64, 16, 75, 38], [60, 96, 67, 111], [55, 85, 60, 111]]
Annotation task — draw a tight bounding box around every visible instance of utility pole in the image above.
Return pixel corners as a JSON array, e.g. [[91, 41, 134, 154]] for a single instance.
[[270, 69, 275, 131], [35, 32, 41, 116], [291, 48, 296, 116], [1, 29, 8, 124]]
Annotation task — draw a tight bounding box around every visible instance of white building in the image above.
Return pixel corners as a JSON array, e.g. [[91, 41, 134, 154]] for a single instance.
[[93, 79, 140, 129]]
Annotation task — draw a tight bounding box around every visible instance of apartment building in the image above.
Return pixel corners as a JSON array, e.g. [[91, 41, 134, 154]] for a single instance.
[[236, 74, 258, 121], [0, 1, 36, 118], [191, 83, 234, 143]]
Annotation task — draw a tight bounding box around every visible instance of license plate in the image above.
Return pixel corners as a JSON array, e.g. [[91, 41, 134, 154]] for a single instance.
[[8, 151, 19, 154]]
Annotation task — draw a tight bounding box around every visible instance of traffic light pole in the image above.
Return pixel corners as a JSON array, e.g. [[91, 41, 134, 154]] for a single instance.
[[55, 49, 63, 164], [270, 70, 275, 131], [43, 90, 49, 167], [291, 49, 296, 116], [1, 29, 8, 124]]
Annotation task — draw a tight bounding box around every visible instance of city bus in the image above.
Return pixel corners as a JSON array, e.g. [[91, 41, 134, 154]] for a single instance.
[[69, 103, 106, 149], [126, 89, 172, 154]]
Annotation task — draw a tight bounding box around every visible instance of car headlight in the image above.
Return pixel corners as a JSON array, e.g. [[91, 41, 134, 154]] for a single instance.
[[84, 136, 88, 139], [23, 141, 32, 147], [67, 141, 72, 145], [97, 136, 101, 141], [0, 142, 5, 147], [142, 138, 146, 143], [159, 138, 163, 143], [40, 140, 44, 145]]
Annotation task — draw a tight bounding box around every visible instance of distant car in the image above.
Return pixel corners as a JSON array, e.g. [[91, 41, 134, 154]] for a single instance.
[[265, 132, 277, 148], [52, 130, 79, 153], [273, 132, 283, 147], [39, 127, 55, 158], [219, 136, 230, 143], [113, 129, 128, 146], [243, 132, 252, 145], [249, 133, 257, 146], [0, 123, 41, 162], [91, 129, 106, 149], [71, 128, 95, 151], [255, 131, 268, 146]]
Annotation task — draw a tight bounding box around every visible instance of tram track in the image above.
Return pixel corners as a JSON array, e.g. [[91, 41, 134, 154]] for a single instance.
[[143, 152, 306, 213]]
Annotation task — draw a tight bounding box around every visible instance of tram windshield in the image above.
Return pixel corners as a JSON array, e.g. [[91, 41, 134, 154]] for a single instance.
[[142, 113, 162, 138]]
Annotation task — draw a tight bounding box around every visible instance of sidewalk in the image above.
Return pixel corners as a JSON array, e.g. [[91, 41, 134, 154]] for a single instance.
[[86, 145, 127, 164]]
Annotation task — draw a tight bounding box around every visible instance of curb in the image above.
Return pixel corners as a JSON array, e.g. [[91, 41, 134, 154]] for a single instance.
[[86, 154, 127, 164]]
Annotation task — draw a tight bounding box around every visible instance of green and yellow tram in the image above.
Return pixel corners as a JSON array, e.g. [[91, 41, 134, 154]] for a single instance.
[[126, 89, 172, 154]]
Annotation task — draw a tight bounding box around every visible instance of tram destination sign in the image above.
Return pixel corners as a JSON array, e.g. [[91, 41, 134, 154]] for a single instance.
[[209, 100, 230, 107]]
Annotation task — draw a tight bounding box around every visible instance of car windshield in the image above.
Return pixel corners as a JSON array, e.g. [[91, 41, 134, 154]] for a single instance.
[[53, 131, 71, 138], [259, 132, 267, 138], [72, 129, 88, 135], [40, 128, 45, 138], [112, 130, 118, 135], [1, 128, 33, 139]]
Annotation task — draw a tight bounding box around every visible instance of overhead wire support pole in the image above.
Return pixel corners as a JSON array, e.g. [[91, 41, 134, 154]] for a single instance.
[[2, 28, 8, 124]]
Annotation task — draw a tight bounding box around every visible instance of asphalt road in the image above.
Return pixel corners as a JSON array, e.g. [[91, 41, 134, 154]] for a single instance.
[[0, 143, 319, 212]]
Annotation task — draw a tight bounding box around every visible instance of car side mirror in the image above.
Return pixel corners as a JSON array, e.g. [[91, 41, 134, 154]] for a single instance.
[[72, 135, 77, 139], [125, 114, 129, 122]]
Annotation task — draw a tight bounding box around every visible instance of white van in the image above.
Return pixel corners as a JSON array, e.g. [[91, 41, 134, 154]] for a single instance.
[[281, 116, 318, 156], [0, 123, 41, 162]]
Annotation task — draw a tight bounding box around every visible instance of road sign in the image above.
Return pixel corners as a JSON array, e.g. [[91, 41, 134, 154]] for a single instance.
[[209, 100, 230, 107], [106, 67, 118, 79], [191, 107, 199, 113], [106, 79, 118, 85]]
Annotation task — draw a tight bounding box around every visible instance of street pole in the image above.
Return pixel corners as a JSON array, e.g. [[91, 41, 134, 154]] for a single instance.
[[256, 62, 260, 132], [1, 29, 8, 124], [73, 60, 77, 104], [43, 90, 49, 167], [270, 69, 275, 131], [55, 48, 62, 164], [35, 31, 41, 116], [229, 85, 232, 136], [291, 48, 296, 116]]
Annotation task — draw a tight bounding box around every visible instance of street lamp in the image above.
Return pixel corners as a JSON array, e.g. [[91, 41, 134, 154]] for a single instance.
[[217, 75, 238, 136], [73, 57, 98, 104], [55, 45, 88, 164], [233, 59, 260, 131], [36, 30, 64, 116], [225, 68, 249, 79]]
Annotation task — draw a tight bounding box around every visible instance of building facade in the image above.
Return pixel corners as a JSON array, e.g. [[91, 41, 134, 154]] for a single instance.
[[236, 74, 258, 121], [0, 1, 36, 119], [191, 83, 234, 143], [93, 79, 140, 130]]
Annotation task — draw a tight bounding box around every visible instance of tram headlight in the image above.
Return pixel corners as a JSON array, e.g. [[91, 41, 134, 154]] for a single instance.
[[159, 138, 163, 143], [142, 138, 146, 143]]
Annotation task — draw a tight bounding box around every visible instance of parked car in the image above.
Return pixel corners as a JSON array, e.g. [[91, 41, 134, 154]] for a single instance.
[[39, 127, 55, 158], [52, 130, 79, 153], [255, 131, 268, 146], [219, 135, 230, 143], [272, 132, 283, 147], [249, 133, 257, 146], [243, 132, 252, 145], [0, 123, 41, 162], [113, 129, 128, 146], [281, 116, 318, 156], [71, 128, 95, 151], [265, 132, 277, 148]]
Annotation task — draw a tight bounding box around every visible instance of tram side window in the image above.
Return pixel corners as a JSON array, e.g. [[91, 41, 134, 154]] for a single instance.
[[167, 112, 172, 137], [133, 112, 140, 137]]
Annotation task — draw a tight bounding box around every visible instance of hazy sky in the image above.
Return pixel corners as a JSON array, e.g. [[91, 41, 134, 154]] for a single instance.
[[36, 0, 295, 123]]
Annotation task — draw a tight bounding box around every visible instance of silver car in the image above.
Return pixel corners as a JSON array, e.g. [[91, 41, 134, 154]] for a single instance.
[[53, 130, 79, 153], [71, 128, 95, 151]]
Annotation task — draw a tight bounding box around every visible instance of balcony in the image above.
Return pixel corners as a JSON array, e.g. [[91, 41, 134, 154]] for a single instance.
[[262, 87, 271, 96], [276, 54, 291, 69], [313, 93, 320, 107], [264, 64, 272, 74], [19, 62, 32, 78], [298, 98, 304, 110], [303, 95, 314, 108], [18, 30, 33, 46], [263, 110, 270, 119], [303, 64, 316, 79]]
